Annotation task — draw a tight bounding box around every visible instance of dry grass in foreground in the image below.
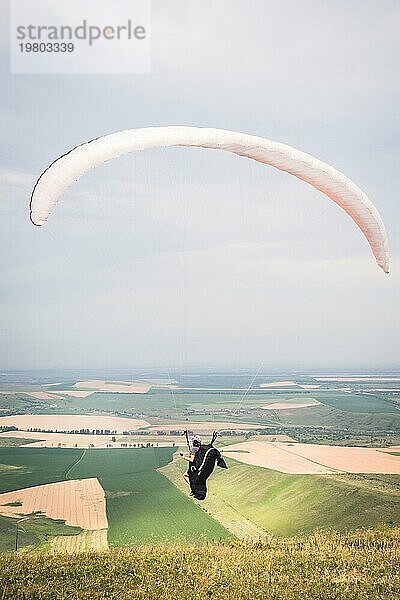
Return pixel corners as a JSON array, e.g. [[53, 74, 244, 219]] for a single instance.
[[0, 527, 399, 599]]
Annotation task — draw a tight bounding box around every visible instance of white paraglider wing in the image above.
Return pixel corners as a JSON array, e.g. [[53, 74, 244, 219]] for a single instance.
[[30, 126, 389, 273]]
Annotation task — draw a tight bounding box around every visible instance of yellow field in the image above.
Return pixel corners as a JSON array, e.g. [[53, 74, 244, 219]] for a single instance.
[[260, 380, 297, 387], [223, 441, 400, 474], [0, 478, 108, 530], [261, 401, 320, 410], [73, 379, 173, 393], [51, 529, 108, 553], [0, 414, 150, 433]]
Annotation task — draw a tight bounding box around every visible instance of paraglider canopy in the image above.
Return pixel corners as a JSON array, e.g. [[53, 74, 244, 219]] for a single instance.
[[29, 126, 389, 273]]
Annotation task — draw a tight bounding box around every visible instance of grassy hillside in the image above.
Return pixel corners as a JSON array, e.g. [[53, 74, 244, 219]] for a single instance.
[[162, 455, 400, 537], [0, 528, 398, 599], [209, 459, 400, 536]]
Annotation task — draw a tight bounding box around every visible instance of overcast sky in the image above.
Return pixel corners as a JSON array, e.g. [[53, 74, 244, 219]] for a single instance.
[[0, 0, 399, 372]]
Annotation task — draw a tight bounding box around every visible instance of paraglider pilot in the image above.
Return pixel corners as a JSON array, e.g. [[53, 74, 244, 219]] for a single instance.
[[181, 434, 202, 489], [180, 430, 227, 500]]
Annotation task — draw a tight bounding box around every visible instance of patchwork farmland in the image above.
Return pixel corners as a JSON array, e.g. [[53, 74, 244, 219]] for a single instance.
[[0, 447, 230, 552]]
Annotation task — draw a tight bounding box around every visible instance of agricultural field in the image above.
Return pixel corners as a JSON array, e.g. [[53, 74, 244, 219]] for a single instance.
[[51, 529, 109, 553], [0, 447, 82, 493], [222, 440, 400, 473], [58, 388, 279, 421], [0, 437, 39, 447], [0, 478, 108, 530], [2, 387, 399, 434], [271, 402, 400, 431], [261, 400, 321, 410], [0, 414, 150, 433], [0, 430, 180, 449], [290, 432, 400, 447], [311, 392, 398, 413], [0, 392, 78, 415], [2, 442, 399, 551]]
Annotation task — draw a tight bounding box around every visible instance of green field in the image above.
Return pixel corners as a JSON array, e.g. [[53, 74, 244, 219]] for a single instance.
[[274, 403, 400, 430], [0, 527, 398, 599], [0, 437, 40, 447], [315, 392, 398, 413], [0, 448, 82, 494]]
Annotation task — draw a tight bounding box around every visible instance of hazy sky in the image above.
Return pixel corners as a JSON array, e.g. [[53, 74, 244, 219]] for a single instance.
[[1, 0, 399, 371]]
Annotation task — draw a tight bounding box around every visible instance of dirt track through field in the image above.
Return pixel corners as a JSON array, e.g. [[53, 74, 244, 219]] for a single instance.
[[65, 449, 86, 479]]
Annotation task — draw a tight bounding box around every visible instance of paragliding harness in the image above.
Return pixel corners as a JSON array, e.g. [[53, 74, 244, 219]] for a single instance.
[[184, 430, 227, 501]]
